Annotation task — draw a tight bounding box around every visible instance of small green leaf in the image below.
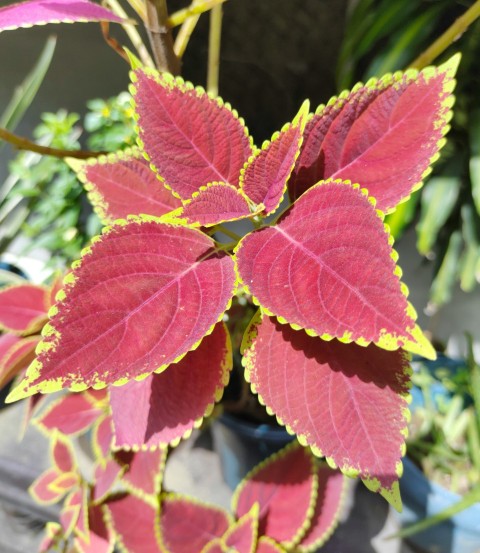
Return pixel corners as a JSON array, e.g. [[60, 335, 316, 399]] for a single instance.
[[429, 231, 463, 309], [0, 36, 56, 134], [417, 177, 460, 256], [459, 205, 480, 292]]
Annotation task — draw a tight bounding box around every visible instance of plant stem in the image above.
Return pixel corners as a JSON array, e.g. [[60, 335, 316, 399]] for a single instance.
[[106, 0, 155, 68], [100, 21, 130, 64], [409, 0, 480, 69], [207, 3, 223, 95], [145, 0, 180, 74], [0, 127, 105, 159], [211, 224, 242, 241], [168, 0, 226, 27], [174, 0, 202, 57]]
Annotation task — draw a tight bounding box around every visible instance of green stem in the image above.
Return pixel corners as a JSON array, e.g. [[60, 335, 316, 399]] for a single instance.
[[106, 0, 155, 68], [0, 127, 105, 159], [211, 224, 242, 241], [145, 0, 180, 74], [174, 0, 202, 58], [207, 3, 223, 95], [409, 0, 480, 69]]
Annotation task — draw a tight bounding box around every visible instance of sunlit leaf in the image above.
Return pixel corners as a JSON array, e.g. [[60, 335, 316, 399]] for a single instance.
[[0, 283, 48, 334], [110, 323, 232, 448]]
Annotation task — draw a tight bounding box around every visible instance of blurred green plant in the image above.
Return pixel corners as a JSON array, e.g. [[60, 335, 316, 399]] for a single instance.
[[338, 0, 480, 313], [0, 93, 135, 268]]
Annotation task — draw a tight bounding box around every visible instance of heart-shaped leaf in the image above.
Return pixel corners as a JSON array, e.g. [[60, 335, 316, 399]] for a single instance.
[[8, 218, 236, 399], [288, 56, 458, 213], [297, 463, 346, 552], [169, 183, 253, 227], [34, 392, 103, 436], [241, 102, 308, 215], [242, 313, 411, 500], [72, 149, 182, 224], [131, 68, 253, 199], [158, 494, 231, 553], [235, 180, 433, 357], [0, 0, 125, 32], [232, 442, 316, 547], [110, 322, 232, 448], [0, 283, 48, 334]]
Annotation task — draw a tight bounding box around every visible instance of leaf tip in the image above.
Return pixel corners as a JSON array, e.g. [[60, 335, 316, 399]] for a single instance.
[[125, 48, 143, 70]]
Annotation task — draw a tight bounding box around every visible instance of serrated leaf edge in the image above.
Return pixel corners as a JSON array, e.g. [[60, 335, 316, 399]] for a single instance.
[[241, 309, 414, 503]]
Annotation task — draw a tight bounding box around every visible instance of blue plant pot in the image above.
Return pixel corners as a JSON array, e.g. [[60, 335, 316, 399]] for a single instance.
[[212, 413, 294, 489], [398, 456, 480, 553]]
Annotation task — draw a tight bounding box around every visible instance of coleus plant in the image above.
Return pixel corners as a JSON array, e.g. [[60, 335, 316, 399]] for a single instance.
[[5, 45, 460, 513], [28, 407, 346, 553]]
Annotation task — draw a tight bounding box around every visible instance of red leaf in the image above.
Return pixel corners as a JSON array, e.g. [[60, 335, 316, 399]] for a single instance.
[[256, 537, 287, 553], [232, 442, 316, 547], [29, 468, 66, 504], [75, 504, 114, 553], [173, 183, 253, 227], [60, 490, 82, 536], [159, 494, 231, 553], [76, 149, 181, 224], [34, 392, 103, 435], [10, 219, 236, 398], [110, 323, 232, 448], [121, 448, 167, 499], [0, 335, 38, 388], [0, 0, 125, 32], [201, 539, 226, 553], [51, 433, 76, 473], [241, 106, 306, 215], [235, 181, 433, 357], [297, 464, 346, 551], [0, 283, 48, 334], [242, 314, 411, 494], [131, 69, 253, 199], [223, 503, 259, 553], [93, 459, 124, 503], [93, 416, 114, 461], [289, 56, 458, 212], [106, 493, 160, 553]]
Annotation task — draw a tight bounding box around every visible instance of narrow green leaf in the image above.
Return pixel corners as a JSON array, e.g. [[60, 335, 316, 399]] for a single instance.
[[469, 110, 480, 216], [392, 483, 480, 539], [385, 192, 419, 240], [429, 231, 463, 309], [459, 205, 480, 292], [417, 177, 460, 256], [0, 36, 56, 132]]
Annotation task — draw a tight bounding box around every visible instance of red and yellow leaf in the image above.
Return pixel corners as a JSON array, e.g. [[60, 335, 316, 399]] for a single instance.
[[34, 392, 103, 436], [168, 183, 254, 227], [241, 102, 308, 215], [39, 522, 63, 553], [242, 314, 411, 502], [297, 463, 346, 552], [223, 503, 259, 553], [106, 493, 160, 553], [0, 0, 125, 33], [0, 283, 48, 334], [8, 218, 236, 400], [75, 504, 114, 553], [72, 149, 181, 224], [0, 335, 38, 389], [131, 68, 253, 199], [110, 322, 232, 448], [232, 442, 317, 548], [158, 493, 232, 553], [235, 180, 433, 358], [120, 448, 167, 503], [29, 468, 66, 505], [93, 459, 124, 503], [60, 489, 82, 536], [51, 432, 76, 473], [93, 415, 114, 463], [256, 537, 287, 553], [289, 55, 459, 213]]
